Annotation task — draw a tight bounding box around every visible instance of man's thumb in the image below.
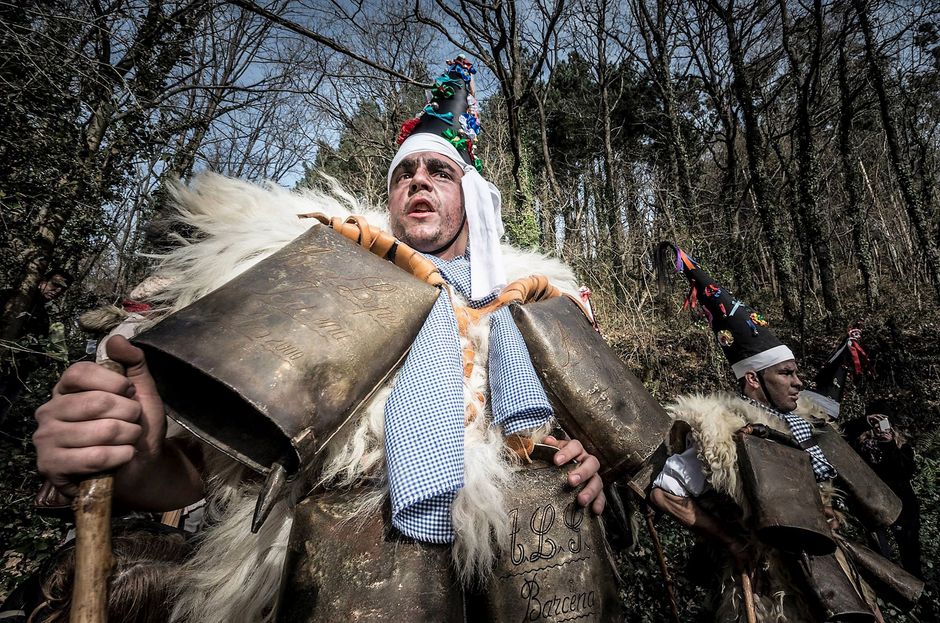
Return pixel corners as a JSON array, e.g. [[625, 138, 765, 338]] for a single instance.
[[104, 335, 159, 396]]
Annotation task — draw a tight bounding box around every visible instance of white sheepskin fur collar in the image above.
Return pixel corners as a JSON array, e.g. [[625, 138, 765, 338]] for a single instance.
[[151, 172, 578, 622], [664, 392, 824, 508], [151, 172, 579, 314]]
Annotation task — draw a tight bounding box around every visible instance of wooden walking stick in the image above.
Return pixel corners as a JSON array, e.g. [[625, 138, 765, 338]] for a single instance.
[[71, 474, 113, 623], [70, 359, 124, 623], [643, 502, 681, 623], [740, 570, 758, 623]]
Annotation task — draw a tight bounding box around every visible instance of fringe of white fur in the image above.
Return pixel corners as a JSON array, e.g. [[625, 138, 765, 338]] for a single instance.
[[666, 392, 841, 508], [667, 393, 852, 622], [316, 300, 553, 586], [715, 546, 816, 623], [146, 171, 580, 316], [666, 393, 792, 506], [170, 386, 541, 622], [149, 173, 383, 314], [170, 450, 291, 623]]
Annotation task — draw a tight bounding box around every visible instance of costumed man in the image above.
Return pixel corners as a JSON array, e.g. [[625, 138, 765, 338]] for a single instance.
[[848, 406, 922, 578], [801, 327, 870, 423], [649, 243, 887, 622], [30, 57, 624, 622], [804, 328, 923, 579]]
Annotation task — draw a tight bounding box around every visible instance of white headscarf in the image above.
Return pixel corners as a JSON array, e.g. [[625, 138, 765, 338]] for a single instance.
[[388, 133, 506, 300]]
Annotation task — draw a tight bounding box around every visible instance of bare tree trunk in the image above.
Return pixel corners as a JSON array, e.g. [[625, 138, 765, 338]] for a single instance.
[[711, 0, 798, 318], [778, 0, 841, 322], [683, 2, 749, 293], [0, 204, 68, 341], [1, 0, 208, 341], [853, 0, 940, 299], [595, 0, 626, 302], [634, 0, 694, 218], [837, 21, 878, 307], [534, 94, 561, 250]]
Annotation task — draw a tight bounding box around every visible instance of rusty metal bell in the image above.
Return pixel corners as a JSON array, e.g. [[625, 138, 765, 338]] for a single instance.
[[472, 444, 622, 623], [133, 224, 440, 481], [278, 489, 462, 622], [811, 425, 902, 527], [799, 552, 876, 622], [840, 539, 924, 610], [510, 296, 670, 486], [736, 434, 836, 555]]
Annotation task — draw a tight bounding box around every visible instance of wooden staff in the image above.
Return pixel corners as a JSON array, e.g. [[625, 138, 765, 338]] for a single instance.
[[70, 359, 124, 623], [70, 474, 113, 623], [160, 508, 183, 529], [740, 571, 758, 623], [643, 503, 681, 623]]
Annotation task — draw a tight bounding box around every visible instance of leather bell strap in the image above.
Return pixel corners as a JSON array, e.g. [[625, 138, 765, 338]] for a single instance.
[[298, 212, 444, 288], [297, 212, 591, 324], [474, 275, 594, 321]]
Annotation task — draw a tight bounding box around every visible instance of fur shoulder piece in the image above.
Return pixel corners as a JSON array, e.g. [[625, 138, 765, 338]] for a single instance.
[[78, 305, 129, 333], [793, 396, 831, 422], [150, 173, 376, 312], [500, 244, 578, 295], [665, 392, 791, 502], [148, 172, 580, 312]]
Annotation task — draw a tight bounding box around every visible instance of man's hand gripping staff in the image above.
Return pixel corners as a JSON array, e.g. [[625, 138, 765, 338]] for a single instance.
[[33, 337, 204, 622]]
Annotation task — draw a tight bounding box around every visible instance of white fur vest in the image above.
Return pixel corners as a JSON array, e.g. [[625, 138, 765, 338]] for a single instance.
[[663, 393, 839, 623], [663, 392, 830, 509], [127, 173, 582, 623]]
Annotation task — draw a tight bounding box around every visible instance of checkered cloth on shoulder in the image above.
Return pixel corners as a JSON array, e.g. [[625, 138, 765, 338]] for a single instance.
[[739, 395, 837, 481], [385, 253, 552, 543]]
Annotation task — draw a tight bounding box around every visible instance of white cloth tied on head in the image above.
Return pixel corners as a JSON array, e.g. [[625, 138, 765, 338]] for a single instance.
[[388, 133, 506, 299], [731, 344, 795, 379]]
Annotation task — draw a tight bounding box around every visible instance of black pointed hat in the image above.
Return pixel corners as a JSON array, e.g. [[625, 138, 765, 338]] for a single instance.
[[656, 242, 794, 379], [389, 55, 507, 300], [802, 328, 871, 420], [396, 55, 482, 172]]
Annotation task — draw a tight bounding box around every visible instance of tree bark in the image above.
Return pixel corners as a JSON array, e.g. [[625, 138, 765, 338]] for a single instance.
[[837, 21, 878, 307], [853, 0, 940, 299], [534, 94, 561, 251], [1, 0, 208, 341], [596, 0, 626, 302], [778, 0, 841, 322], [712, 0, 798, 319], [634, 0, 694, 218]]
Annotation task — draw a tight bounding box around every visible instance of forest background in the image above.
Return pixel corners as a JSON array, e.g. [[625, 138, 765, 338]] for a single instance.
[[1, 0, 939, 620]]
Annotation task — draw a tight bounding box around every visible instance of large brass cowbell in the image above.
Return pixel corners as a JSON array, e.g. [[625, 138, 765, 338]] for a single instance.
[[510, 296, 671, 489], [736, 434, 836, 555], [133, 224, 440, 491]]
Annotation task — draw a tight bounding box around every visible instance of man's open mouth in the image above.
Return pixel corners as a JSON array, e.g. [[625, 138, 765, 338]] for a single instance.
[[408, 198, 434, 214]]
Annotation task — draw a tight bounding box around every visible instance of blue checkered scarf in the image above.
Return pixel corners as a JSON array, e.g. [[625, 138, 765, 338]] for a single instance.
[[739, 395, 837, 481], [384, 254, 553, 543]]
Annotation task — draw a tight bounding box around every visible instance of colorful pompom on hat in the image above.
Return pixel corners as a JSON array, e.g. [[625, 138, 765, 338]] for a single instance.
[[802, 327, 871, 420], [397, 55, 483, 173], [655, 241, 794, 379]]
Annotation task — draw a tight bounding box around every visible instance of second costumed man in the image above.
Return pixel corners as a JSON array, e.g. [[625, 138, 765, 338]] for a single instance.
[[649, 242, 904, 622]]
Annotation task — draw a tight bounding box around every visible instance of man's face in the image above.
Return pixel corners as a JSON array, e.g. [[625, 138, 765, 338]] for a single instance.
[[747, 359, 803, 412], [39, 274, 69, 301], [388, 152, 466, 256]]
